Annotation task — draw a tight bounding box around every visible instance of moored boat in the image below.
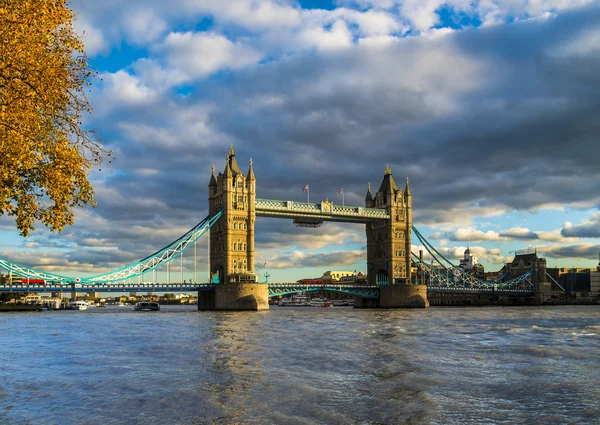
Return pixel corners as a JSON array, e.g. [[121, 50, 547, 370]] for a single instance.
[[278, 293, 311, 307], [310, 298, 332, 307], [67, 300, 89, 311], [134, 302, 160, 311]]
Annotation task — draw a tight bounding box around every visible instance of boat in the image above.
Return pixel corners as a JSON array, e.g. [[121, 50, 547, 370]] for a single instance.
[[278, 293, 311, 307], [332, 299, 354, 307], [310, 298, 333, 307], [134, 302, 160, 311], [67, 300, 89, 310]]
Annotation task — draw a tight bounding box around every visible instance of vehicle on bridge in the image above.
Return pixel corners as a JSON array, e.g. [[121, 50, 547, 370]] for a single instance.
[[20, 278, 46, 285], [296, 279, 322, 284]]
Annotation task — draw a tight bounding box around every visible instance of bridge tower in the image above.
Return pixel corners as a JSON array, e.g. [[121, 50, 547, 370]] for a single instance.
[[208, 145, 257, 284], [363, 166, 428, 308], [365, 166, 412, 286], [202, 145, 268, 311]]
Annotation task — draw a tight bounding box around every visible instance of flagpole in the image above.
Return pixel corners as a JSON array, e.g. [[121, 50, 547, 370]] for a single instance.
[[342, 191, 344, 206], [308, 187, 310, 203]]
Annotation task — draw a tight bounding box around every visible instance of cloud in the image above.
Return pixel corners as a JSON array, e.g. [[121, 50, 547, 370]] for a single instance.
[[562, 213, 600, 238], [499, 227, 538, 240], [5, 1, 600, 278], [156, 32, 262, 79], [257, 249, 365, 270], [536, 243, 600, 260]]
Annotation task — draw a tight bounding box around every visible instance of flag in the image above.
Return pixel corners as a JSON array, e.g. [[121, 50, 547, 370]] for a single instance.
[[302, 185, 309, 191], [337, 188, 344, 194]]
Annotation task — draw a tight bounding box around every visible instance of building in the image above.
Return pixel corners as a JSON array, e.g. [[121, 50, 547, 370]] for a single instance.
[[559, 270, 590, 296], [459, 247, 477, 271], [322, 271, 356, 283], [502, 252, 547, 283]]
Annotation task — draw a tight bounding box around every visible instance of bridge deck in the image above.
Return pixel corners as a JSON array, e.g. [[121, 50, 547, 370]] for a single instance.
[[0, 283, 535, 297]]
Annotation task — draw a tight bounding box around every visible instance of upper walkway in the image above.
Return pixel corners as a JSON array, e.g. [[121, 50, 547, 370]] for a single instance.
[[255, 198, 390, 223]]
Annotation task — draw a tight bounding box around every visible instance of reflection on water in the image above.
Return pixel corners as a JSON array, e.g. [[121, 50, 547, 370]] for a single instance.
[[0, 305, 598, 424]]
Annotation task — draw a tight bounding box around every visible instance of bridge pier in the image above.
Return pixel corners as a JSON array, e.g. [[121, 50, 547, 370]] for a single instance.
[[356, 284, 429, 308], [198, 283, 269, 311]]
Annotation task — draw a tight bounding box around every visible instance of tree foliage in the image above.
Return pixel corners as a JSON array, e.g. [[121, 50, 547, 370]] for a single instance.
[[0, 0, 108, 236]]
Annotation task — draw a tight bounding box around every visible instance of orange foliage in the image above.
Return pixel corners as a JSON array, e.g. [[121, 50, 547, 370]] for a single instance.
[[0, 0, 108, 236]]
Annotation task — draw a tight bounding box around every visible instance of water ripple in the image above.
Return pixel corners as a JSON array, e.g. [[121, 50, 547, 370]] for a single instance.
[[0, 305, 598, 424]]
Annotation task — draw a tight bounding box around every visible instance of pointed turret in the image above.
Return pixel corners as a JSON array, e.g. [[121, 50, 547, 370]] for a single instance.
[[224, 155, 233, 179], [365, 182, 373, 202], [209, 164, 217, 187], [227, 143, 242, 175], [247, 158, 255, 181], [377, 164, 399, 196], [404, 176, 411, 198]]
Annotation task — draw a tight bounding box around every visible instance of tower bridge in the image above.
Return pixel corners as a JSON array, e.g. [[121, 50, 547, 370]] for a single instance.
[[0, 145, 554, 310]]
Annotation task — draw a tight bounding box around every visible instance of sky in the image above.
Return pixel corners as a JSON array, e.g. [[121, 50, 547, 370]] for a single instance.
[[2, 0, 600, 283]]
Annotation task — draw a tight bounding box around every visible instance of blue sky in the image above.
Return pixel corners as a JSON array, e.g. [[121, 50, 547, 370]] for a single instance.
[[2, 0, 600, 282]]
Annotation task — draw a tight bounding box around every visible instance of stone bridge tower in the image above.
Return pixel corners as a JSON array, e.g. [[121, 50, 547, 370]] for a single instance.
[[365, 166, 412, 286], [208, 145, 257, 284]]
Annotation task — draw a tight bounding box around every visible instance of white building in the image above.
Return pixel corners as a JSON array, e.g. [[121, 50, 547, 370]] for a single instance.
[[459, 247, 477, 272]]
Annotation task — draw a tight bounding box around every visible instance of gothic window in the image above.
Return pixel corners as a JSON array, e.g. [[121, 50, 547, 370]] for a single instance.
[[243, 243, 247, 250], [233, 223, 237, 230]]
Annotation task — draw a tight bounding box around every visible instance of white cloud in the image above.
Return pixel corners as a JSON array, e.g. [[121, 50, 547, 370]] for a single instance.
[[123, 7, 168, 45], [301, 20, 354, 51], [157, 32, 262, 79], [99, 70, 158, 106], [453, 227, 502, 241]]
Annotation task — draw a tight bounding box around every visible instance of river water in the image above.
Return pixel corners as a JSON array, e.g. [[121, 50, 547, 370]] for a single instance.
[[0, 305, 598, 425]]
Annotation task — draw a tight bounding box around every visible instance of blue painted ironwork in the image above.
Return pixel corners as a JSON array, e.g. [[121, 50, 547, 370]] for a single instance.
[[411, 253, 534, 290], [267, 283, 379, 299], [0, 211, 223, 286], [545, 272, 566, 292], [412, 226, 534, 290], [0, 283, 212, 293]]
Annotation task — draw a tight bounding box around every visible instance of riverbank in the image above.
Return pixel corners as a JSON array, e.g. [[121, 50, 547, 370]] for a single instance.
[[0, 304, 42, 312]]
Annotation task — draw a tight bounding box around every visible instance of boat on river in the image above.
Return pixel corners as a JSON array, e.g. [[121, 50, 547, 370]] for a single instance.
[[310, 298, 332, 307], [278, 293, 311, 307], [134, 302, 160, 311], [67, 300, 89, 311]]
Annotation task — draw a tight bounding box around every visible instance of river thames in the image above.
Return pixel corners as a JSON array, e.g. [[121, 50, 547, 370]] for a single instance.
[[0, 305, 598, 424]]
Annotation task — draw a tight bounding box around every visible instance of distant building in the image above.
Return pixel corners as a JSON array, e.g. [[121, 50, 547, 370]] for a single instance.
[[322, 271, 356, 283], [502, 252, 546, 282], [559, 270, 591, 296], [459, 247, 477, 271]]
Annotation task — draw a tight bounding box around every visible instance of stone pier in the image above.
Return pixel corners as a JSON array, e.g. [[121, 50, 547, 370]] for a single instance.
[[355, 284, 429, 308], [198, 283, 269, 311]]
